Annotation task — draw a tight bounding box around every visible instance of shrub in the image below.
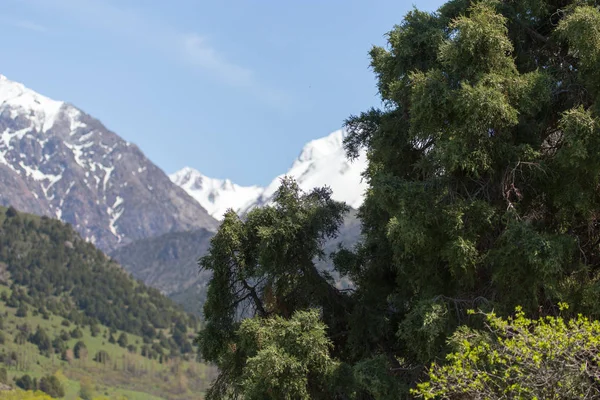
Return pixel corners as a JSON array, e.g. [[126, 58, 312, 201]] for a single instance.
[[414, 304, 600, 399]]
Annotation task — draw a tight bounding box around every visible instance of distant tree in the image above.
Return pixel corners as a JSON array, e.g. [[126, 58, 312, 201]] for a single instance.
[[117, 332, 128, 348], [15, 303, 27, 318], [0, 367, 7, 384], [51, 337, 66, 355], [108, 334, 116, 344], [70, 327, 83, 339], [73, 341, 86, 359], [5, 206, 17, 218], [39, 375, 65, 398], [29, 326, 52, 355], [15, 374, 35, 391], [0, 331, 5, 345], [126, 344, 137, 354], [93, 350, 110, 365], [14, 331, 27, 346], [61, 348, 73, 363], [90, 324, 100, 337]]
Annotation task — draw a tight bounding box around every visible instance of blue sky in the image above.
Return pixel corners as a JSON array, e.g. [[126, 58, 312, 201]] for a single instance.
[[2, 0, 444, 186]]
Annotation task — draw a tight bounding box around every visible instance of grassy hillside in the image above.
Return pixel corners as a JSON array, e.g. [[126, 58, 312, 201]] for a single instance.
[[0, 206, 217, 399]]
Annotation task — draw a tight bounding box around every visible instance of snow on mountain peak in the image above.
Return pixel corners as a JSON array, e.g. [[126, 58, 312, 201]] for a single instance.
[[0, 74, 65, 132], [172, 128, 368, 220], [297, 129, 345, 162], [170, 167, 264, 220], [258, 128, 367, 210]]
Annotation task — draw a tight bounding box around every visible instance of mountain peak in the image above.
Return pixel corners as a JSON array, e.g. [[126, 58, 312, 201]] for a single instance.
[[172, 128, 367, 219], [297, 129, 346, 162], [170, 167, 263, 220], [0, 74, 65, 133], [0, 75, 217, 251]]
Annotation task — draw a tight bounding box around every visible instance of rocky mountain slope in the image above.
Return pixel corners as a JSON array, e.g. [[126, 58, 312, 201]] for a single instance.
[[171, 129, 367, 219], [0, 74, 217, 251]]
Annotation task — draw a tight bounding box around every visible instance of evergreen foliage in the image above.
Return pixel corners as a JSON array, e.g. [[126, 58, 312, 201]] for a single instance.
[[198, 1, 600, 398], [117, 332, 128, 348], [15, 375, 35, 391], [0, 206, 196, 355], [73, 341, 87, 359], [38, 375, 65, 398]]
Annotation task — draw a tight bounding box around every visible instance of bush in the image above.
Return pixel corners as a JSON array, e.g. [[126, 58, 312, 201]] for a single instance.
[[414, 304, 600, 399], [78, 377, 94, 400]]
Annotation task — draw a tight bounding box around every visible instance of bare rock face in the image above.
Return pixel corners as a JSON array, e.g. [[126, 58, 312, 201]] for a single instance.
[[0, 74, 217, 252]]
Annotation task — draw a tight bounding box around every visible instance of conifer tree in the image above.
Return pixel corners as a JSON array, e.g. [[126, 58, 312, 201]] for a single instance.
[[198, 1, 600, 398]]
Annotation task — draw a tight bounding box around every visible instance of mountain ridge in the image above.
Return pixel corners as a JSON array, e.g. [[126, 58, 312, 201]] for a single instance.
[[0, 74, 218, 251], [170, 129, 367, 220]]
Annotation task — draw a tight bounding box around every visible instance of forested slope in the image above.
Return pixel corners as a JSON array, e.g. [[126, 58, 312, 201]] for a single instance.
[[0, 206, 215, 399]]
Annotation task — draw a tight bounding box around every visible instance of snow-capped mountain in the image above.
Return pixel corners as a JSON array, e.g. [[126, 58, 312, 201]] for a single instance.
[[170, 167, 263, 219], [171, 129, 367, 219], [0, 74, 217, 251]]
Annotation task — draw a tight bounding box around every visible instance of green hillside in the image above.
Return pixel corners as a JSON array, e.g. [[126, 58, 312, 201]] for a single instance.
[[0, 206, 216, 399]]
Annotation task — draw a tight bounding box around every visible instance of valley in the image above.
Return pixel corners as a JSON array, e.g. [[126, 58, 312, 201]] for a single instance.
[[0, 74, 366, 318]]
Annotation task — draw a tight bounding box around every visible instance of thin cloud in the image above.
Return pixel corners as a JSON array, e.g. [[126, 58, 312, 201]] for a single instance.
[[2, 18, 47, 32], [182, 34, 254, 88], [18, 0, 288, 108]]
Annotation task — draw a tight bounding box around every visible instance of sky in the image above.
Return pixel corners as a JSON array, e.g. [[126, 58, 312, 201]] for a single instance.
[[1, 0, 444, 186]]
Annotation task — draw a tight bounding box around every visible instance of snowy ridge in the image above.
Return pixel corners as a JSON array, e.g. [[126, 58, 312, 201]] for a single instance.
[[0, 75, 65, 132], [254, 129, 367, 211], [170, 167, 263, 219], [171, 129, 367, 220], [0, 74, 217, 251]]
